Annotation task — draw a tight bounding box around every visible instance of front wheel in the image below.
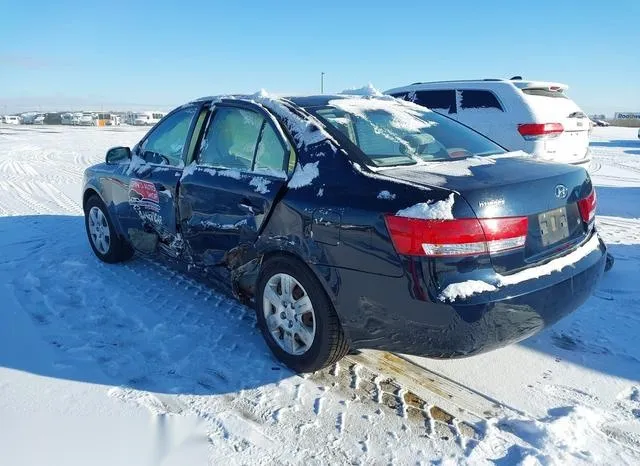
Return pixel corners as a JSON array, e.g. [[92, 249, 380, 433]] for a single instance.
[[256, 257, 349, 373], [84, 195, 133, 263]]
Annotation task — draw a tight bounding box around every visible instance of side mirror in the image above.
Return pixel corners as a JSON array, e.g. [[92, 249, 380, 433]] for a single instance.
[[106, 146, 131, 164]]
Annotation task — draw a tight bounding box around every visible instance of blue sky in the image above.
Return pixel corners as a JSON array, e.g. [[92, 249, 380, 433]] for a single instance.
[[0, 0, 638, 115]]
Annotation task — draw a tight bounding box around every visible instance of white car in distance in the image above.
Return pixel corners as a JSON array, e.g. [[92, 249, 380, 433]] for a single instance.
[[1, 115, 21, 125], [78, 113, 95, 126], [386, 78, 592, 169]]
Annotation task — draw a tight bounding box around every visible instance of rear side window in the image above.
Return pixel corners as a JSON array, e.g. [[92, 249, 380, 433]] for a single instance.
[[254, 123, 288, 174], [459, 90, 504, 111], [198, 106, 289, 174], [522, 89, 568, 99], [411, 90, 457, 114], [199, 107, 262, 170]]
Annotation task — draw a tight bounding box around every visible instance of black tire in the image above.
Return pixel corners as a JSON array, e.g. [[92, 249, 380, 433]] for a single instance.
[[84, 195, 134, 263], [605, 252, 615, 272], [256, 256, 349, 373]]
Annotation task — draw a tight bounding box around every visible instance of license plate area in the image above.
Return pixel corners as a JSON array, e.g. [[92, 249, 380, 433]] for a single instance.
[[538, 207, 570, 246]]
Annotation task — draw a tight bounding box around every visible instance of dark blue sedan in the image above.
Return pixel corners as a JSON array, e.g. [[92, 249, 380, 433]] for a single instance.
[[82, 93, 606, 372]]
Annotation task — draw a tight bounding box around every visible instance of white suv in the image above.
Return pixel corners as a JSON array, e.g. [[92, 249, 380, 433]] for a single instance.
[[2, 115, 20, 125], [385, 79, 591, 168]]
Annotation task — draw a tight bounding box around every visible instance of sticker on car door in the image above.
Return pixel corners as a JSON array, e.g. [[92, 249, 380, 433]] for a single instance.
[[129, 179, 160, 212]]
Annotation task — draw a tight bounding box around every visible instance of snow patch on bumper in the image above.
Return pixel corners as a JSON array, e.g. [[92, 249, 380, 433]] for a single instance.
[[440, 234, 602, 301]]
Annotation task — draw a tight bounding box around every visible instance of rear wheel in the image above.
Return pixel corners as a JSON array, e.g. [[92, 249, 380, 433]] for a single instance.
[[256, 257, 349, 372], [84, 195, 133, 263]]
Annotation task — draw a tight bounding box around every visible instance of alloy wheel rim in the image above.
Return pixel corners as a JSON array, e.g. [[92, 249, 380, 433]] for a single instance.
[[263, 273, 316, 356], [88, 206, 111, 255]]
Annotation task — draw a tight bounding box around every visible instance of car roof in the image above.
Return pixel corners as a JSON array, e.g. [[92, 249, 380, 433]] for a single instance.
[[191, 94, 368, 110], [386, 79, 568, 94]]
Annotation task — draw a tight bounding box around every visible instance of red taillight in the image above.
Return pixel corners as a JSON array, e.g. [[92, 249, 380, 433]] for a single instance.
[[517, 123, 564, 140], [577, 189, 597, 224], [384, 215, 529, 257]]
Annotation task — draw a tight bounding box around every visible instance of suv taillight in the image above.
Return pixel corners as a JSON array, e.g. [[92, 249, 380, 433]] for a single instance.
[[384, 215, 529, 257], [518, 123, 564, 140], [577, 189, 597, 224]]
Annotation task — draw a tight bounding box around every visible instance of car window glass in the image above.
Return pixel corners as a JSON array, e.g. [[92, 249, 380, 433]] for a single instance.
[[459, 90, 504, 111], [354, 114, 401, 155], [254, 123, 288, 174], [141, 107, 196, 166], [314, 103, 504, 166], [199, 107, 262, 170], [413, 90, 456, 114], [522, 88, 568, 99], [318, 111, 358, 144]]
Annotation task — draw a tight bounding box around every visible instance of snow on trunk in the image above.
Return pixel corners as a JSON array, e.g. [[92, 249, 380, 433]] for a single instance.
[[395, 193, 455, 220]]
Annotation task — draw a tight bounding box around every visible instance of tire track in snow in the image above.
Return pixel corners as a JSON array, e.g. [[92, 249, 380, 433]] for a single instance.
[[5, 222, 470, 463], [2, 180, 58, 215], [0, 159, 40, 177], [37, 182, 82, 214]]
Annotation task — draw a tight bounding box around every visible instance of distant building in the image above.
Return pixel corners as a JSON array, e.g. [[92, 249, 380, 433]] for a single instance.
[[611, 112, 640, 127], [614, 112, 640, 120]]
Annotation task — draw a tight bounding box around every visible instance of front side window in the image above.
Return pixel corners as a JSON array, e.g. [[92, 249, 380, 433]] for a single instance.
[[459, 90, 504, 111], [313, 98, 505, 167], [141, 107, 197, 166]]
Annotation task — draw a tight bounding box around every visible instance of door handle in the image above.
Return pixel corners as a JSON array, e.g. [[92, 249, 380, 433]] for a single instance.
[[238, 200, 263, 215]]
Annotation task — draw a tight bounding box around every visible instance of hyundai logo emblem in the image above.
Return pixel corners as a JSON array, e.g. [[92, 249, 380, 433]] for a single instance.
[[554, 184, 568, 199]]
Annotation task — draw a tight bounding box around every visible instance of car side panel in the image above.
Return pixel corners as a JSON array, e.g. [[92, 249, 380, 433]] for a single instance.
[[178, 167, 288, 269], [237, 142, 463, 344], [84, 162, 166, 244]]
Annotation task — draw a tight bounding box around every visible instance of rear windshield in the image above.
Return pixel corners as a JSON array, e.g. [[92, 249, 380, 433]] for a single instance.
[[310, 98, 505, 166], [521, 88, 568, 99]]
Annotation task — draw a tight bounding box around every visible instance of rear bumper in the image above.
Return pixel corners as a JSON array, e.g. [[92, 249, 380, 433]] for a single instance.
[[527, 141, 592, 170], [334, 234, 606, 357], [568, 154, 592, 171]]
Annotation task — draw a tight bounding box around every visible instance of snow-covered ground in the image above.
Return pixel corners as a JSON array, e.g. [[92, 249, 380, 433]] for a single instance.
[[0, 124, 638, 465]]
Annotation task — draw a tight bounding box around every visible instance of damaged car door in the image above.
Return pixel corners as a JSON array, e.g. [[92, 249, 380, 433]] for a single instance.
[[125, 105, 202, 253], [178, 102, 294, 280]]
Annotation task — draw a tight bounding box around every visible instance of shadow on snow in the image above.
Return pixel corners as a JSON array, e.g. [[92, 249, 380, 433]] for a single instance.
[[590, 140, 640, 149], [0, 215, 293, 395], [518, 183, 640, 382], [590, 186, 640, 219]]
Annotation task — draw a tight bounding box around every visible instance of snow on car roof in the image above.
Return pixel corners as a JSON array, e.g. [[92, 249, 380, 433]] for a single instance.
[[385, 79, 569, 94], [327, 95, 436, 133]]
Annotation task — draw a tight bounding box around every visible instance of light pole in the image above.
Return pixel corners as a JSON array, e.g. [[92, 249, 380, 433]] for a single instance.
[[321, 72, 325, 94]]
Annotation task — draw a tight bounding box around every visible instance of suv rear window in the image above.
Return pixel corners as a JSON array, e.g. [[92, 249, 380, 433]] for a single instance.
[[521, 88, 568, 99]]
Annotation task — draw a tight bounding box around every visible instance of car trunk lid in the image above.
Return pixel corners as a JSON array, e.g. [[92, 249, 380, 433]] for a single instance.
[[378, 154, 594, 273]]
